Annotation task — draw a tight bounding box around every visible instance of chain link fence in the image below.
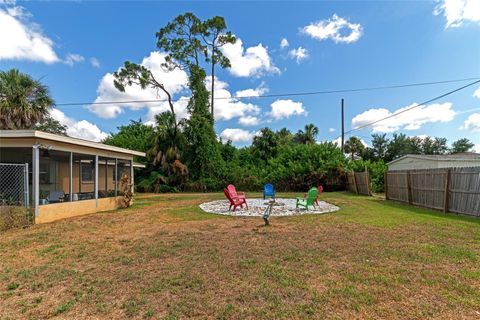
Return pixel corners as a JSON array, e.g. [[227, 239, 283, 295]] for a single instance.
[[0, 163, 33, 230]]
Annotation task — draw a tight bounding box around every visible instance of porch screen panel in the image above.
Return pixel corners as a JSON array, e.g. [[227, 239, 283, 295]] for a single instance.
[[72, 154, 95, 201], [116, 159, 131, 196], [38, 150, 70, 205], [98, 157, 116, 198]]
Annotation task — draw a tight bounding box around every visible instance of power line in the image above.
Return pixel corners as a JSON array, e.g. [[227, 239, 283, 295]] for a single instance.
[[342, 79, 480, 137], [55, 77, 480, 106]]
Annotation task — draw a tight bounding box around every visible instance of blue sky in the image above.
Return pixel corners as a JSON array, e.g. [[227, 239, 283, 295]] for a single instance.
[[1, 0, 479, 150]]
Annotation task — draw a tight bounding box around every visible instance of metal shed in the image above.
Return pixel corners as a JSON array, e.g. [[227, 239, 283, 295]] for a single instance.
[[387, 153, 480, 171]]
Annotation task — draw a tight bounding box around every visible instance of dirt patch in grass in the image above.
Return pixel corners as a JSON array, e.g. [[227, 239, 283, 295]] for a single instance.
[[1, 192, 480, 319]]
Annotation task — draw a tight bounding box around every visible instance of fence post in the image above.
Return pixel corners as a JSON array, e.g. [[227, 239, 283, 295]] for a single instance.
[[353, 171, 359, 194], [443, 169, 451, 213], [24, 163, 29, 209], [407, 170, 412, 204], [384, 172, 389, 200]]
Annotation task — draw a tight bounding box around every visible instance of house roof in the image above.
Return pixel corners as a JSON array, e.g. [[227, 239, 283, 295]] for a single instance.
[[387, 153, 480, 166], [0, 130, 146, 157]]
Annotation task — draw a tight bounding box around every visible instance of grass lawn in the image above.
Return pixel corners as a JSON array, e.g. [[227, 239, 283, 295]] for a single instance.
[[1, 192, 479, 319]]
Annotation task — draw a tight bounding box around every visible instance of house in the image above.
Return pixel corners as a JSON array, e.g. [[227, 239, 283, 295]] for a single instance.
[[387, 153, 480, 171], [0, 130, 145, 223]]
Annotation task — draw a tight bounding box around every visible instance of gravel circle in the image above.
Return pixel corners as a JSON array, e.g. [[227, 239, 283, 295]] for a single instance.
[[199, 198, 340, 217]]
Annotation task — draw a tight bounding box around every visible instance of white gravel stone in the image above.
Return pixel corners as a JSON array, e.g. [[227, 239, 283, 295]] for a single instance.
[[199, 198, 340, 217]]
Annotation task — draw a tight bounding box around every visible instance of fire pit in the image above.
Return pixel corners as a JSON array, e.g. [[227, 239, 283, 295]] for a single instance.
[[199, 198, 339, 217]]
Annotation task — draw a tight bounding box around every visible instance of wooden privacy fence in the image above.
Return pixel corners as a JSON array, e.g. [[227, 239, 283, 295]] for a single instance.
[[385, 167, 480, 216], [346, 170, 371, 196]]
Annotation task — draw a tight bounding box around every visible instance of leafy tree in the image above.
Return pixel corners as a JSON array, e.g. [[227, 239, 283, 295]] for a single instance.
[[371, 133, 388, 160], [156, 13, 204, 70], [183, 66, 224, 180], [432, 137, 448, 154], [276, 128, 293, 146], [103, 120, 154, 160], [252, 127, 278, 161], [422, 136, 448, 154], [157, 13, 236, 119], [408, 136, 423, 154], [113, 63, 177, 128], [344, 136, 365, 160], [219, 139, 237, 162], [422, 136, 435, 154], [34, 116, 67, 135], [451, 138, 474, 153], [360, 147, 376, 161], [113, 13, 235, 189], [0, 69, 54, 129], [386, 133, 410, 161]]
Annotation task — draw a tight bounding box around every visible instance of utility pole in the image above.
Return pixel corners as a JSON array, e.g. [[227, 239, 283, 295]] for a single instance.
[[341, 98, 345, 153]]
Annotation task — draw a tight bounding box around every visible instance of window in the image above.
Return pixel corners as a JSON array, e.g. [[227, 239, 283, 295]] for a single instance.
[[81, 163, 94, 182]]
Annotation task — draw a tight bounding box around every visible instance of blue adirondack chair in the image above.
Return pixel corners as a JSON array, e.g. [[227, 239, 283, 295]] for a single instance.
[[263, 183, 275, 199], [296, 187, 318, 210]]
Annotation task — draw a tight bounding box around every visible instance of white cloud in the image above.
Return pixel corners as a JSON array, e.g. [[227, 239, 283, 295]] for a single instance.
[[460, 113, 480, 132], [288, 47, 309, 63], [221, 38, 280, 77], [473, 86, 480, 98], [474, 144, 480, 153], [302, 14, 363, 44], [0, 4, 59, 63], [90, 51, 189, 119], [206, 77, 261, 121], [268, 99, 307, 120], [90, 57, 100, 68], [220, 128, 257, 143], [64, 53, 84, 66], [328, 128, 336, 133], [238, 116, 260, 126], [434, 0, 480, 28], [235, 83, 268, 98], [50, 108, 107, 142], [351, 102, 456, 133], [280, 38, 289, 48]]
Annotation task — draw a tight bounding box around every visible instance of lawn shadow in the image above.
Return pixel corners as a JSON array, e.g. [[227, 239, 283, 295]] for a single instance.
[[374, 198, 480, 225]]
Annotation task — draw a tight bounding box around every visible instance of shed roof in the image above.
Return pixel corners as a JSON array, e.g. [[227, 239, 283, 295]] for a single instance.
[[0, 130, 146, 157], [387, 153, 480, 166]]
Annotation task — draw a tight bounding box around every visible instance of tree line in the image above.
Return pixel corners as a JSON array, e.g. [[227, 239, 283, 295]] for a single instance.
[[344, 134, 475, 162], [104, 119, 476, 193]]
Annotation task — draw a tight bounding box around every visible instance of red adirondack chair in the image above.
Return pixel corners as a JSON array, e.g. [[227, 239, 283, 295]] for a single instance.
[[304, 185, 323, 206], [223, 188, 248, 211], [227, 184, 246, 200]]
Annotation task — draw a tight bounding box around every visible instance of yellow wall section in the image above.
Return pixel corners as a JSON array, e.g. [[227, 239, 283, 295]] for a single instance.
[[36, 197, 125, 224]]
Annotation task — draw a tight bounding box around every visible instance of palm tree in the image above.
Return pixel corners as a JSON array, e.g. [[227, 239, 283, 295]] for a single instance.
[[149, 112, 188, 185], [0, 69, 54, 130], [303, 123, 319, 145], [252, 127, 278, 161], [344, 136, 365, 160], [293, 123, 319, 144]]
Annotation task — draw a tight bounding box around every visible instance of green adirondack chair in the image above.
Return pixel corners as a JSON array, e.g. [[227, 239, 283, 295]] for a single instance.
[[296, 187, 318, 210]]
